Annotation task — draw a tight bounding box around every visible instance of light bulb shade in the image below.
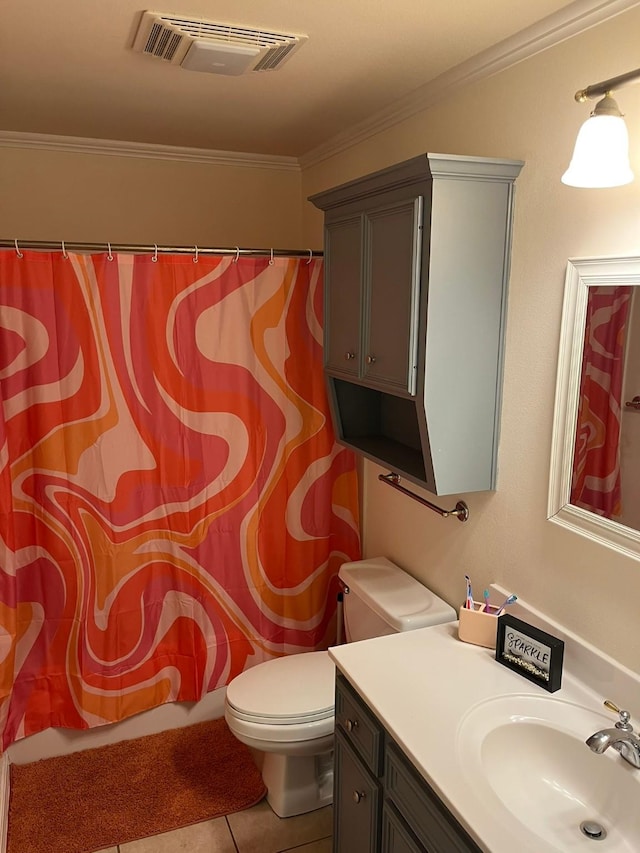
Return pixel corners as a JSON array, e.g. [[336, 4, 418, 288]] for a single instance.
[[562, 114, 634, 188]]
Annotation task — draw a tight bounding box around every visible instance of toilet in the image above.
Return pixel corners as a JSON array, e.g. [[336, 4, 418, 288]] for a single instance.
[[224, 556, 456, 817]]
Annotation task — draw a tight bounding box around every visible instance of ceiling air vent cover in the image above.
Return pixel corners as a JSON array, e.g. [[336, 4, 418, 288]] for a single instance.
[[132, 11, 307, 75]]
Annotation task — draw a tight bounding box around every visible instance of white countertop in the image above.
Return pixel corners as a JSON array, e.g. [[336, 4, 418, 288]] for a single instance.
[[329, 620, 624, 853]]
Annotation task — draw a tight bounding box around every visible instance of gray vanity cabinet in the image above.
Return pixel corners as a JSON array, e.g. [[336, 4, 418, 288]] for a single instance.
[[334, 673, 482, 853], [310, 153, 523, 496]]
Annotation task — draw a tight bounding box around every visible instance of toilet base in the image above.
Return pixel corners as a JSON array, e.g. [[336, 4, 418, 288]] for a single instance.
[[261, 749, 334, 818]]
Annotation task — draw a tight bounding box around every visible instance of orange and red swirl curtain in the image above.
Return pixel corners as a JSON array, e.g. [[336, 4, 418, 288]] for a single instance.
[[0, 250, 360, 748], [571, 285, 631, 518]]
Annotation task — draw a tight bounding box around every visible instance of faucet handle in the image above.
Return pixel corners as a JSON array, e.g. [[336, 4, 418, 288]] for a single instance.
[[604, 699, 633, 731]]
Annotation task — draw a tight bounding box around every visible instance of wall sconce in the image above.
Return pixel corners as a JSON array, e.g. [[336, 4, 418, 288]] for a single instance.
[[562, 67, 640, 188]]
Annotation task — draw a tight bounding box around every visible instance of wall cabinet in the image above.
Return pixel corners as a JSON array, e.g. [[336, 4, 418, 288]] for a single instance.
[[310, 153, 523, 496], [334, 673, 482, 853]]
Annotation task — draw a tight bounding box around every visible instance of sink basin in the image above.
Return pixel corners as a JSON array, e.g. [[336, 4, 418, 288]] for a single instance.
[[456, 695, 640, 851]]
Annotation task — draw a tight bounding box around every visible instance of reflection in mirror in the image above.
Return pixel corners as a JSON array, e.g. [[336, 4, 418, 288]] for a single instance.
[[571, 285, 634, 522], [549, 256, 640, 560]]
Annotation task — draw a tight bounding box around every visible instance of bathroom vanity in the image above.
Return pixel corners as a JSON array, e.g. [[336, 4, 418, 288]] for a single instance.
[[329, 604, 640, 853], [334, 672, 480, 852]]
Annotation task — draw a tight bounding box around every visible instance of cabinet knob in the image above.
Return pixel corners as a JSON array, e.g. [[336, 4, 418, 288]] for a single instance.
[[344, 351, 356, 361], [353, 790, 366, 804], [345, 718, 359, 732], [366, 355, 376, 364]]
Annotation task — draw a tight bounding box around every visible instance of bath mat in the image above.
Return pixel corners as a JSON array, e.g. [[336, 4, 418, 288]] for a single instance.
[[7, 717, 266, 853]]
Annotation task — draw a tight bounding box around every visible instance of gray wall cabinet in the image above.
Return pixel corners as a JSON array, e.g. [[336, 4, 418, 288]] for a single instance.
[[334, 673, 482, 853], [310, 153, 523, 496]]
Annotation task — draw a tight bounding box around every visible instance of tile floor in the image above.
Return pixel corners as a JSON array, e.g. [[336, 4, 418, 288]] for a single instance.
[[94, 799, 333, 853]]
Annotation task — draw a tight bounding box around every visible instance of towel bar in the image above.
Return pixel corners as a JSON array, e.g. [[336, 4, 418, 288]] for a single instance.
[[378, 472, 469, 522]]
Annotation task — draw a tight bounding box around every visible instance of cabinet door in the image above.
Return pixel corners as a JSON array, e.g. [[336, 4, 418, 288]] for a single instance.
[[363, 198, 422, 396], [382, 802, 425, 853], [335, 673, 384, 776], [385, 742, 482, 853], [334, 729, 381, 853], [324, 215, 363, 377]]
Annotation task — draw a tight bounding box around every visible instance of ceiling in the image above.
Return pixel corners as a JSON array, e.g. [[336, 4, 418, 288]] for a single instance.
[[0, 0, 627, 159]]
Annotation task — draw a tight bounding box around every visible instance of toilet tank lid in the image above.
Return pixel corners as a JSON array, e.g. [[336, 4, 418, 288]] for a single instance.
[[338, 557, 456, 631]]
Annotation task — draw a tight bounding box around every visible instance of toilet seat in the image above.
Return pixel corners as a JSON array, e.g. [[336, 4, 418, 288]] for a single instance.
[[227, 706, 332, 725], [225, 651, 335, 739]]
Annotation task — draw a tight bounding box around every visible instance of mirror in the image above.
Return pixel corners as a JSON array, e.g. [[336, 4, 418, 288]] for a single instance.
[[549, 255, 640, 560]]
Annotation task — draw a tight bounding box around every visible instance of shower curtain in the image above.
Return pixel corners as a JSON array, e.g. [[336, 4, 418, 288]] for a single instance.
[[0, 249, 360, 748], [571, 285, 631, 518]]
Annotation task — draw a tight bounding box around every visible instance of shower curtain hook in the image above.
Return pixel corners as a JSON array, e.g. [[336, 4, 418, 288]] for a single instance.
[[306, 249, 313, 265], [14, 239, 23, 259], [61, 241, 68, 260], [233, 247, 240, 263], [193, 245, 199, 264], [269, 248, 274, 266], [107, 242, 114, 261], [152, 245, 158, 263]]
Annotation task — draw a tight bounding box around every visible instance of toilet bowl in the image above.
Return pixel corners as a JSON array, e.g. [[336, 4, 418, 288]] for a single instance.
[[224, 556, 457, 817]]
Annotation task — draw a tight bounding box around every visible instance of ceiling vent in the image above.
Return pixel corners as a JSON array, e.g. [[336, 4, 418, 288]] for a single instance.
[[132, 11, 307, 75]]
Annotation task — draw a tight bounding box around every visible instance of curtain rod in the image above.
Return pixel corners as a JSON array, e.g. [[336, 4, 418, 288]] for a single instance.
[[0, 239, 323, 259]]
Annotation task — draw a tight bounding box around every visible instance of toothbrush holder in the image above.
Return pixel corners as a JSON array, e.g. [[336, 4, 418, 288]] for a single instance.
[[458, 602, 499, 649]]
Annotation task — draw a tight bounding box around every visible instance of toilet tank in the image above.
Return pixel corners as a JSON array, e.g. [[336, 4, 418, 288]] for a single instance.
[[338, 556, 456, 642]]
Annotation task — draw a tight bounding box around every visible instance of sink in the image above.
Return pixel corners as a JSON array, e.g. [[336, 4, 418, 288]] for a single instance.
[[456, 695, 640, 851]]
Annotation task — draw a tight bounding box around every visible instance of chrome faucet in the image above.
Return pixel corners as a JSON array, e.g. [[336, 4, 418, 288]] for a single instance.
[[586, 699, 640, 769]]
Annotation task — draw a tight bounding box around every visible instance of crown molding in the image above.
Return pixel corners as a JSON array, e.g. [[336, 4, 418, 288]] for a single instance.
[[0, 131, 300, 172], [300, 0, 640, 169]]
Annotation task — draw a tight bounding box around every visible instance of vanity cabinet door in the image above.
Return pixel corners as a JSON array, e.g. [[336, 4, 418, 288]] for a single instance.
[[334, 729, 382, 853], [363, 197, 422, 396], [335, 673, 384, 776], [381, 802, 425, 853], [385, 741, 482, 853], [324, 215, 363, 378]]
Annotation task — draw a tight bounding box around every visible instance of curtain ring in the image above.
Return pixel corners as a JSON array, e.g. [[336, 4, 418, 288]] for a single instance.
[[193, 245, 199, 264], [152, 245, 158, 263], [107, 242, 114, 261], [14, 239, 23, 259], [233, 247, 240, 263], [61, 241, 68, 259], [306, 249, 313, 265], [269, 248, 274, 266]]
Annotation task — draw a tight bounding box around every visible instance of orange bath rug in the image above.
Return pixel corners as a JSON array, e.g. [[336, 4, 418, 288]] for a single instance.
[[7, 717, 266, 853]]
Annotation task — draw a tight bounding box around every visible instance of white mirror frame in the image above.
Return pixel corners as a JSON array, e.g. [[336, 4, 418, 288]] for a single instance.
[[548, 255, 640, 561]]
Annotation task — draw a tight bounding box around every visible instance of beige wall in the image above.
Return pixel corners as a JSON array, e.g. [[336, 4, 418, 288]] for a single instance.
[[0, 147, 302, 247], [302, 6, 640, 671]]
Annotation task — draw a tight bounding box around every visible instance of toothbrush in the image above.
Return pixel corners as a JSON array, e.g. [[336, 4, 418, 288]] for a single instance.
[[482, 589, 491, 612], [464, 574, 474, 609], [494, 593, 517, 617]]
